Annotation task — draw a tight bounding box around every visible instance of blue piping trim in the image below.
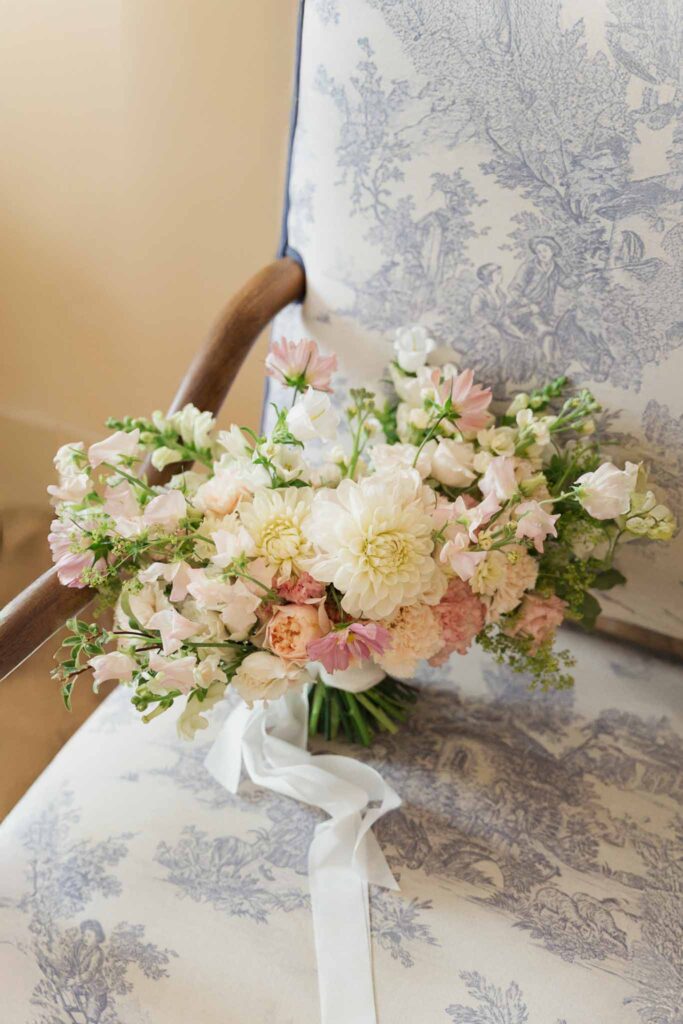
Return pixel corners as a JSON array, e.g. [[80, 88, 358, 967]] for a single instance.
[[276, 0, 306, 284]]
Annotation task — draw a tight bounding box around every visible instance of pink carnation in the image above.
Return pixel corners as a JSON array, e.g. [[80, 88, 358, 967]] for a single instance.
[[505, 593, 567, 651], [307, 622, 391, 673], [265, 338, 337, 392], [430, 578, 487, 664], [276, 572, 327, 604]]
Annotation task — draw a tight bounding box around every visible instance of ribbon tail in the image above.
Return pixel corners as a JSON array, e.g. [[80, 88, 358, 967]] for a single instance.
[[204, 691, 401, 1024]]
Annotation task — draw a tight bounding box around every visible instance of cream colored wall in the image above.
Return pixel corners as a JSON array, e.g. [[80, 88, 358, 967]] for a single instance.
[[0, 0, 299, 512]]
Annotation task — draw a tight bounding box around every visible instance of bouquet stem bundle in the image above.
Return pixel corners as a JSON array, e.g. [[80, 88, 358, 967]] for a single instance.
[[308, 677, 417, 745]]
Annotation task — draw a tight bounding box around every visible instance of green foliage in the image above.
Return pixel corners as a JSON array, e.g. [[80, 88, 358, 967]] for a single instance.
[[51, 619, 112, 709], [477, 627, 576, 691]]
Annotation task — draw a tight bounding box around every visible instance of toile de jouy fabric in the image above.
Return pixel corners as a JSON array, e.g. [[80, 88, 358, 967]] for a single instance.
[[1, 630, 682, 1023], [272, 0, 683, 639]]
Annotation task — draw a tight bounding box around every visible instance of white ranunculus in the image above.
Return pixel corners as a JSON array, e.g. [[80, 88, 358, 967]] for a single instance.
[[393, 324, 436, 373], [370, 441, 436, 480], [430, 439, 476, 488], [306, 469, 437, 620], [232, 651, 305, 705], [312, 661, 386, 693], [576, 461, 639, 520], [286, 388, 339, 441]]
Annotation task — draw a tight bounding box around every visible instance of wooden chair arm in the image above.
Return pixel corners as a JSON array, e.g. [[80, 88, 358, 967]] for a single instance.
[[0, 256, 305, 680]]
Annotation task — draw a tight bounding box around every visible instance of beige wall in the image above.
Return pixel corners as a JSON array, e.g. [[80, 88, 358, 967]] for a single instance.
[[0, 0, 299, 513]]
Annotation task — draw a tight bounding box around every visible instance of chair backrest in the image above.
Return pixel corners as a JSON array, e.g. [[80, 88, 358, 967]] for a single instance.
[[273, 0, 683, 640]]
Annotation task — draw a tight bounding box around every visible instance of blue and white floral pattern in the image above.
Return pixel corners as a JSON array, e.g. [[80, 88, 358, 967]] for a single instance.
[[274, 0, 683, 638], [1, 629, 681, 1021]]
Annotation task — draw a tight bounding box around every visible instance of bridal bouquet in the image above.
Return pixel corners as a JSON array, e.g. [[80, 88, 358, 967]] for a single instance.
[[49, 331, 676, 744]]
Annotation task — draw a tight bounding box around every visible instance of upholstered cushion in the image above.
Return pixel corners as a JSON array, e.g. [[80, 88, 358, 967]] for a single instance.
[[1, 630, 681, 1021], [273, 0, 683, 639]]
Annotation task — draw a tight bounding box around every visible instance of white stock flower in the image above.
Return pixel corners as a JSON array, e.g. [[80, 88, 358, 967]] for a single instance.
[[169, 404, 215, 450], [306, 469, 437, 620], [215, 425, 251, 459], [151, 446, 183, 471], [576, 461, 639, 520], [393, 324, 436, 373], [286, 388, 339, 441], [232, 651, 305, 705], [239, 488, 314, 580], [476, 426, 516, 457], [430, 439, 477, 488]]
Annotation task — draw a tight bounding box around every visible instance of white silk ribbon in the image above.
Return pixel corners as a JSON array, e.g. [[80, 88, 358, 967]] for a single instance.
[[204, 689, 401, 1024]]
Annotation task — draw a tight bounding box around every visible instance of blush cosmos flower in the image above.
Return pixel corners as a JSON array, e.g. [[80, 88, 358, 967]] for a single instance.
[[265, 338, 337, 392], [307, 621, 392, 673], [430, 368, 493, 432], [306, 470, 440, 620]]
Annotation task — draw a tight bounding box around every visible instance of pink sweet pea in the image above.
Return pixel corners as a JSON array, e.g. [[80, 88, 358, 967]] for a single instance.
[[515, 501, 560, 553], [143, 491, 187, 531], [440, 531, 487, 581], [455, 491, 500, 542], [265, 338, 338, 392], [89, 651, 136, 690], [147, 609, 198, 655], [307, 622, 392, 673], [479, 456, 518, 502], [148, 651, 197, 694], [88, 428, 140, 469], [48, 519, 106, 588], [431, 368, 492, 432], [138, 561, 194, 601]]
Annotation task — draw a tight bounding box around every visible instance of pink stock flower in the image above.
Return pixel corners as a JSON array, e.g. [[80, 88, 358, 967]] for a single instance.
[[431, 368, 492, 432], [430, 578, 487, 663], [307, 621, 391, 673], [514, 501, 560, 553], [505, 593, 567, 652], [265, 338, 337, 392], [276, 572, 327, 604]]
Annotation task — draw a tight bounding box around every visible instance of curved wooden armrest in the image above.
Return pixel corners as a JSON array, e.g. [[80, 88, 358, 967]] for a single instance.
[[0, 257, 305, 681]]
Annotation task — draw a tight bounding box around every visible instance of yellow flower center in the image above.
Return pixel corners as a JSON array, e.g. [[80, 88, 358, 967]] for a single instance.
[[361, 531, 411, 575], [261, 514, 307, 563]]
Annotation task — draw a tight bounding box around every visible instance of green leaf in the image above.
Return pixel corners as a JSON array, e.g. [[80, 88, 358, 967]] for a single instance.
[[592, 569, 626, 591], [579, 592, 602, 630]]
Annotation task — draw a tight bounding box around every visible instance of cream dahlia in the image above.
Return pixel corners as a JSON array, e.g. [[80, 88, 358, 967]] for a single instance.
[[239, 488, 314, 580], [306, 469, 439, 620]]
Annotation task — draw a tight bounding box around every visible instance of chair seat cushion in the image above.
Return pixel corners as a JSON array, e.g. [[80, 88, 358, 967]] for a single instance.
[[1, 631, 681, 1022]]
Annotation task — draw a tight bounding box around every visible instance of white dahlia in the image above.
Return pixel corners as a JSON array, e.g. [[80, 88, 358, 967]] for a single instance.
[[306, 469, 438, 620], [239, 488, 314, 580]]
